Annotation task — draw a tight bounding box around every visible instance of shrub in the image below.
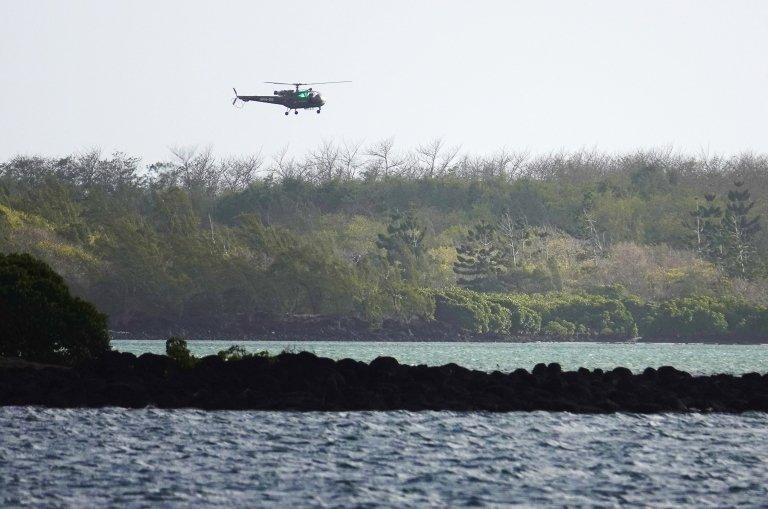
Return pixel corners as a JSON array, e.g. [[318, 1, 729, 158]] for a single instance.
[[433, 288, 511, 334], [217, 344, 269, 361], [542, 319, 577, 338], [0, 253, 109, 364], [433, 288, 546, 335], [434, 291, 490, 333], [485, 295, 542, 333], [165, 336, 196, 368], [489, 291, 636, 337], [486, 302, 512, 334], [639, 297, 729, 339], [740, 308, 768, 338], [510, 305, 543, 334]]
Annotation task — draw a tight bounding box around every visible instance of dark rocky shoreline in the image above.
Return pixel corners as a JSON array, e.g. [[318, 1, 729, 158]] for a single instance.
[[111, 315, 767, 344], [2, 352, 767, 412], [111, 315, 610, 343]]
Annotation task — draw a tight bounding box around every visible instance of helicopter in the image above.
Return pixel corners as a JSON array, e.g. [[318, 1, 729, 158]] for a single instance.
[[232, 81, 351, 115]]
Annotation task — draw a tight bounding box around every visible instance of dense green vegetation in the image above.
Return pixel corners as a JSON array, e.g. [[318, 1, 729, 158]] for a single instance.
[[2, 143, 767, 340], [0, 253, 109, 364], [431, 288, 768, 341]]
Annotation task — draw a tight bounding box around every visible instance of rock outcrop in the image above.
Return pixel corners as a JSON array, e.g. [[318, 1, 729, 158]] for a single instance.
[[1, 352, 767, 412]]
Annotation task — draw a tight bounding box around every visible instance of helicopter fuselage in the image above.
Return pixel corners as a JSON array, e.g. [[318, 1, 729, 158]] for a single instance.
[[235, 92, 325, 110]]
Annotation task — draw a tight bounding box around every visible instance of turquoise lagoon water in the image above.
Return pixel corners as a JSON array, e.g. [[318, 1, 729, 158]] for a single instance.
[[113, 340, 768, 375]]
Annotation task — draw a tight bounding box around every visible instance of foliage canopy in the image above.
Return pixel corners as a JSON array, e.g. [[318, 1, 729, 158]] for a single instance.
[[0, 253, 109, 364], [2, 146, 768, 339]]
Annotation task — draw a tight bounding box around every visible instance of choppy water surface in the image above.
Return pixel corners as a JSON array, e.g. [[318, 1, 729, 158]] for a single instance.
[[115, 340, 768, 374], [2, 408, 767, 507], [9, 343, 763, 506]]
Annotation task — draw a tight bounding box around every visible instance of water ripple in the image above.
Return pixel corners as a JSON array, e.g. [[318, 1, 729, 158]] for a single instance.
[[2, 408, 767, 507]]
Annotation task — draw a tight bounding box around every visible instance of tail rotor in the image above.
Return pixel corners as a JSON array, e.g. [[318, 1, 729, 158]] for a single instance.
[[232, 88, 239, 106]]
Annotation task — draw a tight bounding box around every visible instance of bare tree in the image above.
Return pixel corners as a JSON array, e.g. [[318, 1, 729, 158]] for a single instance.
[[497, 211, 525, 267], [495, 149, 528, 180], [413, 138, 459, 177], [168, 145, 221, 193], [437, 144, 460, 176], [365, 138, 403, 178], [339, 140, 364, 179], [309, 140, 341, 182], [582, 210, 607, 260], [269, 145, 311, 181], [416, 138, 444, 177], [452, 149, 527, 181], [221, 152, 264, 192]]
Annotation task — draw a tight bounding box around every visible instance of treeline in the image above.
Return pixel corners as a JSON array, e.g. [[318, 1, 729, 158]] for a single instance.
[[1, 143, 767, 340], [433, 288, 768, 342]]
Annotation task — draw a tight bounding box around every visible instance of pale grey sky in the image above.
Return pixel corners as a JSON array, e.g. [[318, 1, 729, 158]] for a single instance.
[[1, 0, 767, 162]]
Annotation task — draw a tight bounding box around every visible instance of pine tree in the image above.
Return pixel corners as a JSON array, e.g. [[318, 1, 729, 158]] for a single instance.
[[377, 211, 425, 262], [722, 182, 761, 277], [690, 193, 723, 261], [690, 183, 762, 277], [376, 211, 426, 281], [454, 222, 506, 291]]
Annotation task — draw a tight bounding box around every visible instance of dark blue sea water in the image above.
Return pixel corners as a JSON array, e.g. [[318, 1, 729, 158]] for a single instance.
[[2, 408, 767, 507]]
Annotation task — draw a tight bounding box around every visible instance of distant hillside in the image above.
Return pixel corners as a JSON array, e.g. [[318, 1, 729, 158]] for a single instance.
[[2, 144, 767, 339]]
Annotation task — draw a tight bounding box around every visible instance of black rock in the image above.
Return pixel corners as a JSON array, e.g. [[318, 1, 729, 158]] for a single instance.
[[611, 367, 633, 379], [370, 356, 399, 371], [136, 353, 176, 377], [1, 352, 766, 413], [547, 363, 563, 375]]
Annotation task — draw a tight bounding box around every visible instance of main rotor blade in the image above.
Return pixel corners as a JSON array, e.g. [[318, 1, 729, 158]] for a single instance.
[[264, 81, 352, 86]]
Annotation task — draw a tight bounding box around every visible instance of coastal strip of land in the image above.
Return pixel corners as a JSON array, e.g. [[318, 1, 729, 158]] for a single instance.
[[110, 312, 768, 345]]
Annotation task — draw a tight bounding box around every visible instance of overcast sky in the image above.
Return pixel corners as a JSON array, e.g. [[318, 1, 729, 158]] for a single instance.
[[1, 0, 767, 163]]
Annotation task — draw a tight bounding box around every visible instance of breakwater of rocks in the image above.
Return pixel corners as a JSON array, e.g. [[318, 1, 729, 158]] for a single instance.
[[1, 352, 766, 412]]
